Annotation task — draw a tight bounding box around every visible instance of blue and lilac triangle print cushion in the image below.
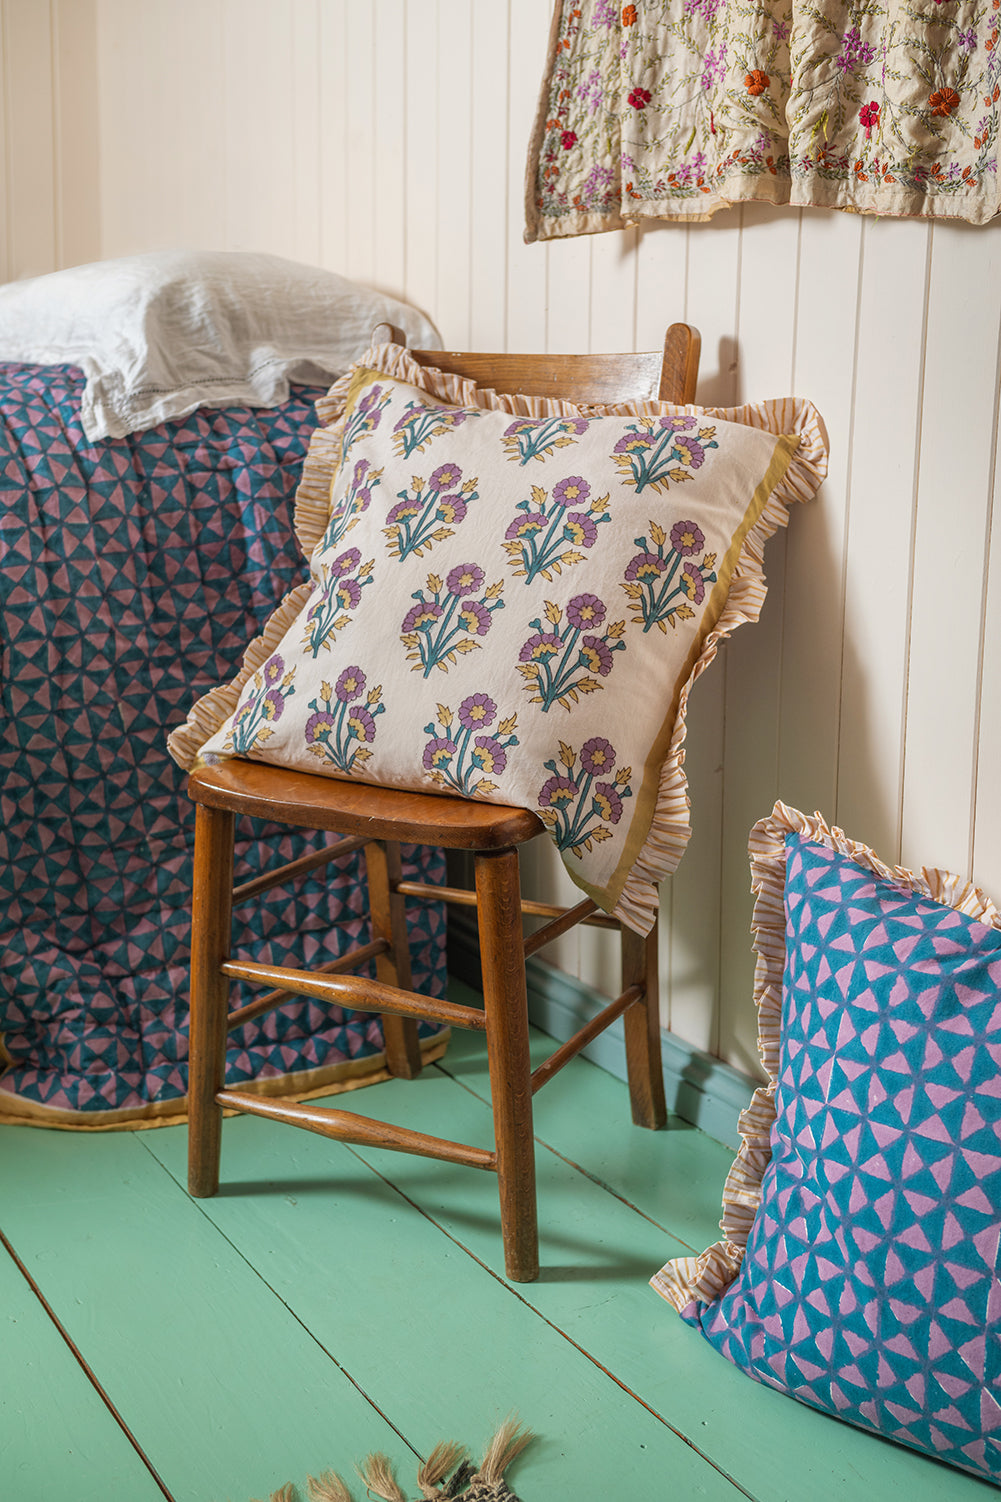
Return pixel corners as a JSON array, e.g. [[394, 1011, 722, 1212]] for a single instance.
[[653, 803, 1001, 1486]]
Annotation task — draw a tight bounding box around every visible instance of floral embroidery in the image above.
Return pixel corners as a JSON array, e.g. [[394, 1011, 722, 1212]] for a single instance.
[[301, 549, 375, 657], [321, 458, 381, 556], [400, 565, 505, 677], [517, 594, 626, 711], [536, 737, 633, 857], [341, 383, 390, 460], [304, 667, 384, 774], [526, 0, 1001, 237], [621, 520, 719, 633], [391, 400, 475, 460], [422, 695, 519, 797], [384, 462, 480, 561], [612, 416, 719, 495], [502, 475, 610, 583], [500, 415, 592, 466], [224, 654, 296, 755]]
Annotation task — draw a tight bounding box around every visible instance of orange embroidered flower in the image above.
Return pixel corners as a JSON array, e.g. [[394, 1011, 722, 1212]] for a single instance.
[[929, 87, 961, 117], [745, 70, 770, 95], [623, 4, 638, 22]]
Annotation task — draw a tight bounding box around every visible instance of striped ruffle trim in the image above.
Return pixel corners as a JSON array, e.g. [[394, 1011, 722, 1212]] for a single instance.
[[650, 800, 1001, 1311]]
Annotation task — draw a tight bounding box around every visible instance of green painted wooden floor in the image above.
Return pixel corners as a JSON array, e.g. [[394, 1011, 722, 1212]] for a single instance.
[[2, 981, 995, 1502]]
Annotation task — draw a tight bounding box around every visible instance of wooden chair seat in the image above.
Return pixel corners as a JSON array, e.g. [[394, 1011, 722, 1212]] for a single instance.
[[184, 326, 700, 1282]]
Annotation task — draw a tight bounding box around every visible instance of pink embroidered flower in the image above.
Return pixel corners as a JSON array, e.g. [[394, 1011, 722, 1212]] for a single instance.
[[627, 86, 652, 110], [859, 101, 880, 138], [561, 129, 578, 150]]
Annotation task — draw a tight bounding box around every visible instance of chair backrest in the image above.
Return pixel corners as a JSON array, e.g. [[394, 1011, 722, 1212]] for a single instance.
[[408, 323, 700, 407]]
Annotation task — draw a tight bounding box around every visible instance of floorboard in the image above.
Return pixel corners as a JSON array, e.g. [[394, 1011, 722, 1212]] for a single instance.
[[1, 997, 997, 1502]]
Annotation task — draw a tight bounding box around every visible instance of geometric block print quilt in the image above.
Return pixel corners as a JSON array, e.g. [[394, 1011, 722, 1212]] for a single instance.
[[653, 803, 1001, 1487], [0, 362, 447, 1128]]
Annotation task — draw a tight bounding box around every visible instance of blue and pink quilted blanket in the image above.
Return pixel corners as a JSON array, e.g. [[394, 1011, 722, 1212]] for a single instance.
[[0, 363, 447, 1127]]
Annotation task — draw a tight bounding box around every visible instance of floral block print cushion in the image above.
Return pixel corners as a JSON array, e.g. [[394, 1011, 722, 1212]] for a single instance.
[[168, 346, 827, 936], [653, 803, 1001, 1486]]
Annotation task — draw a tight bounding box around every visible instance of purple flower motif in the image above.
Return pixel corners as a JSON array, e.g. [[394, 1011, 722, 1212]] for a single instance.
[[335, 666, 367, 703], [702, 43, 728, 90], [305, 709, 336, 743], [429, 462, 463, 493], [328, 548, 362, 577], [592, 782, 624, 824], [447, 563, 486, 596], [261, 689, 285, 721], [539, 774, 579, 809], [580, 636, 615, 676], [673, 436, 706, 470], [471, 736, 508, 775], [519, 631, 563, 662], [357, 384, 384, 412], [458, 692, 496, 730], [835, 25, 876, 74], [563, 512, 598, 548], [625, 550, 667, 581], [567, 594, 607, 630], [960, 27, 977, 49], [347, 706, 378, 742], [423, 736, 457, 770], [580, 737, 616, 776], [458, 601, 492, 636], [402, 598, 444, 632], [335, 577, 363, 611], [387, 498, 423, 524], [436, 495, 467, 524], [262, 654, 285, 685], [504, 419, 536, 437], [659, 414, 698, 431], [505, 512, 547, 539], [772, 17, 790, 39], [682, 562, 707, 604], [551, 476, 591, 509], [670, 520, 706, 556], [613, 431, 654, 454]]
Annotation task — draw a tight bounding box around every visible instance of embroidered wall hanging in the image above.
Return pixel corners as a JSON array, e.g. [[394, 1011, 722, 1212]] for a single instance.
[[525, 0, 1001, 236]]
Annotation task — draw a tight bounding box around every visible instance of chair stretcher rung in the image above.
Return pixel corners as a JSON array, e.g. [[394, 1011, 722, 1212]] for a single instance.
[[216, 1090, 497, 1170], [531, 982, 644, 1095], [394, 880, 620, 929], [231, 835, 368, 903], [226, 938, 390, 1031], [220, 957, 487, 1030]]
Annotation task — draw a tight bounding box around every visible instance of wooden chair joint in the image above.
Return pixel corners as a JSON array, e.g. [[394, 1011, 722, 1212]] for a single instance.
[[531, 982, 645, 1095], [216, 1089, 497, 1171], [522, 898, 600, 959]]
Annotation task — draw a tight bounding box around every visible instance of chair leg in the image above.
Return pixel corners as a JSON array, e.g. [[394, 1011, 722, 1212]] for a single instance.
[[621, 917, 667, 1130], [475, 846, 538, 1283], [364, 839, 422, 1079], [188, 802, 235, 1197]]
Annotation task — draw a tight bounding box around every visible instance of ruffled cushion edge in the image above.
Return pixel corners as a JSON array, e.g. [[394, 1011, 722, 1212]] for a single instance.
[[168, 348, 828, 939], [650, 800, 1001, 1311]]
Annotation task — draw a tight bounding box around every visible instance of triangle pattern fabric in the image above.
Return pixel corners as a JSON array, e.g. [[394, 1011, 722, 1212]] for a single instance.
[[653, 806, 1001, 1488], [0, 364, 448, 1124]]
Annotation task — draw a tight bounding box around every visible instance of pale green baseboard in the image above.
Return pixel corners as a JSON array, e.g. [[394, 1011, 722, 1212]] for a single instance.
[[446, 913, 756, 1151]]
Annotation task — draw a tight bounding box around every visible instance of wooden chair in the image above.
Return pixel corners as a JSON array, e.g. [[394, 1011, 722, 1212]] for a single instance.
[[185, 324, 701, 1282]]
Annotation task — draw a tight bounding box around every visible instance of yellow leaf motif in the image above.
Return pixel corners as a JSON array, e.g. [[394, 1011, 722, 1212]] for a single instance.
[[411, 475, 425, 493], [484, 579, 504, 600], [368, 685, 383, 705], [702, 552, 717, 570], [531, 485, 548, 507], [559, 742, 576, 769], [649, 520, 667, 547], [591, 493, 610, 513], [544, 600, 563, 625], [426, 573, 443, 595], [675, 602, 695, 621], [497, 714, 518, 736], [607, 619, 626, 639], [320, 681, 334, 701]]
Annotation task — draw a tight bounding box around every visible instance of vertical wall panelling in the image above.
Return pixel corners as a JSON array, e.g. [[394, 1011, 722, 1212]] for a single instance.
[[319, 0, 349, 275], [372, 0, 406, 299], [835, 218, 931, 861], [402, 0, 438, 331], [589, 229, 639, 351], [468, 1, 510, 351], [972, 350, 1001, 903], [779, 211, 863, 833], [51, 0, 100, 270], [223, 0, 298, 257], [292, 0, 322, 268], [901, 225, 1001, 880], [505, 0, 547, 352], [433, 0, 472, 347], [3, 0, 57, 278], [633, 220, 689, 352]]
